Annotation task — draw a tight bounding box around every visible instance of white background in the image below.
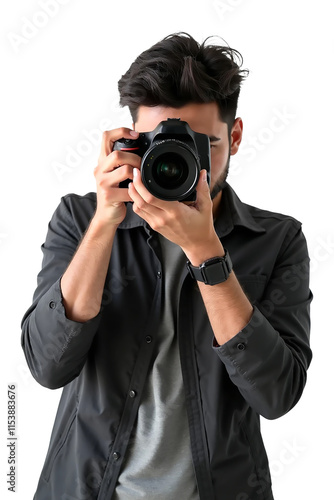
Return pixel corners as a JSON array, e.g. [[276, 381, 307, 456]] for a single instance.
[[0, 0, 333, 498]]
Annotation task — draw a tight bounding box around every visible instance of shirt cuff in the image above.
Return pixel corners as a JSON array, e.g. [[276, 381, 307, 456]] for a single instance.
[[212, 306, 282, 385], [33, 277, 101, 364]]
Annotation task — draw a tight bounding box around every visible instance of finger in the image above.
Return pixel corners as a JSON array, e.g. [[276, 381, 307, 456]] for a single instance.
[[195, 169, 212, 208], [94, 151, 141, 178], [100, 150, 141, 175], [105, 164, 134, 186], [97, 165, 134, 192], [132, 168, 172, 210], [128, 178, 163, 217], [99, 128, 139, 160]]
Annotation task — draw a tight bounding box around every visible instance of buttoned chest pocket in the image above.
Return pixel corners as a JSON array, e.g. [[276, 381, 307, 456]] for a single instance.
[[237, 274, 267, 304]]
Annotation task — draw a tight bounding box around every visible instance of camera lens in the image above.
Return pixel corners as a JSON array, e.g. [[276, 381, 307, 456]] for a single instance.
[[153, 153, 188, 189], [141, 140, 200, 201]]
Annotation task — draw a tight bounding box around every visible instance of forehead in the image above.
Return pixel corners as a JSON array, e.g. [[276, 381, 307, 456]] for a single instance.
[[135, 102, 228, 137]]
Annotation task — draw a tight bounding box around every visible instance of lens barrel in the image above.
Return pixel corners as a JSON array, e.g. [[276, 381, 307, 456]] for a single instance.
[[141, 139, 200, 201]]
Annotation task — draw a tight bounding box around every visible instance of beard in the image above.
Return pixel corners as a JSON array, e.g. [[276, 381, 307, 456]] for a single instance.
[[210, 155, 230, 201]]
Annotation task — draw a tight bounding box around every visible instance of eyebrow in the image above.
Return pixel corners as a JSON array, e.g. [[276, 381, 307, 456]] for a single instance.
[[209, 136, 221, 142]]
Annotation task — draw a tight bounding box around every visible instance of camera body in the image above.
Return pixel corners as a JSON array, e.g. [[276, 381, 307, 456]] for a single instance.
[[113, 118, 211, 202]]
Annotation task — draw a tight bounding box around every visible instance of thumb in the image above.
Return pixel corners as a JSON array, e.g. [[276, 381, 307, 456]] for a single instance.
[[196, 169, 211, 206]]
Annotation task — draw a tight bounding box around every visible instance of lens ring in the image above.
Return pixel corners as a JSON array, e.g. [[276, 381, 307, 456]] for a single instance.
[[141, 140, 200, 201]]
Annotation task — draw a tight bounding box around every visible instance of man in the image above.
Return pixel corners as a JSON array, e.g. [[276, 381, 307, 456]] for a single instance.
[[21, 33, 312, 499]]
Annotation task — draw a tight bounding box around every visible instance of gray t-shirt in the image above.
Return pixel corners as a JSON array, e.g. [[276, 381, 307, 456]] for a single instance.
[[112, 235, 199, 499]]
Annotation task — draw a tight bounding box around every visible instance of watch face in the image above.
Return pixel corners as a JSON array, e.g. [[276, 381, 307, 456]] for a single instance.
[[203, 260, 228, 284], [187, 250, 232, 285]]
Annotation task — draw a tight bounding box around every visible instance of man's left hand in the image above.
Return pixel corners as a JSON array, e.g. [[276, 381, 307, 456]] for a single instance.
[[128, 168, 224, 263]]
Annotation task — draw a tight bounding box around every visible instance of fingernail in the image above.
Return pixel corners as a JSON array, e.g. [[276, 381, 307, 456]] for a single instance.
[[202, 170, 207, 182], [133, 168, 138, 178], [130, 130, 139, 137]]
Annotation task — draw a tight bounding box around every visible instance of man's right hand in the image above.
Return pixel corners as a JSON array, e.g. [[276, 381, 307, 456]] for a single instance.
[[93, 127, 141, 227], [60, 127, 141, 322]]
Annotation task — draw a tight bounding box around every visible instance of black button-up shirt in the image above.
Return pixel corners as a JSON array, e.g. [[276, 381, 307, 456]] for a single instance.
[[21, 182, 312, 500]]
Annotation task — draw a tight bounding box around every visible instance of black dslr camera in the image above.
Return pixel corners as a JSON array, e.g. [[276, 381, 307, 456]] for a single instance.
[[113, 118, 211, 202]]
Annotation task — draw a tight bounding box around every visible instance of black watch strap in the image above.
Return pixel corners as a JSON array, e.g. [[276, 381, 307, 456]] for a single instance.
[[187, 250, 232, 285]]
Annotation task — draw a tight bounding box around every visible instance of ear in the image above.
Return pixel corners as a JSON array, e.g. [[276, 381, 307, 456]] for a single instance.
[[230, 117, 243, 155]]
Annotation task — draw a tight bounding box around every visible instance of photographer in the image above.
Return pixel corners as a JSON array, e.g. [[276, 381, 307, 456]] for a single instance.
[[21, 33, 312, 499]]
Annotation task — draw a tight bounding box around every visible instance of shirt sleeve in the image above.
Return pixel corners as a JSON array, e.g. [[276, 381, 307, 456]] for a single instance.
[[213, 226, 312, 420], [21, 196, 101, 389]]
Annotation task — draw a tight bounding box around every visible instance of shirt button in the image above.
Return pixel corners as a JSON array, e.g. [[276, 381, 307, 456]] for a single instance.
[[49, 301, 56, 309], [157, 271, 162, 279], [112, 452, 120, 462], [237, 342, 246, 351], [145, 335, 152, 343], [129, 390, 136, 398]]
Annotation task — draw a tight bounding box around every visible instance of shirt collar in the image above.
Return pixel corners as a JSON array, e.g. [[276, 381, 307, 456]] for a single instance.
[[214, 182, 266, 238], [118, 182, 266, 237]]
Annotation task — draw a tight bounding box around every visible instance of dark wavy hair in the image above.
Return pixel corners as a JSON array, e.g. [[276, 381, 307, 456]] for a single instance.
[[118, 32, 248, 132]]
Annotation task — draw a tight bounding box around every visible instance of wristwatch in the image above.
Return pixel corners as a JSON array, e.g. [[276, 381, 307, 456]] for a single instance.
[[187, 250, 232, 285]]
